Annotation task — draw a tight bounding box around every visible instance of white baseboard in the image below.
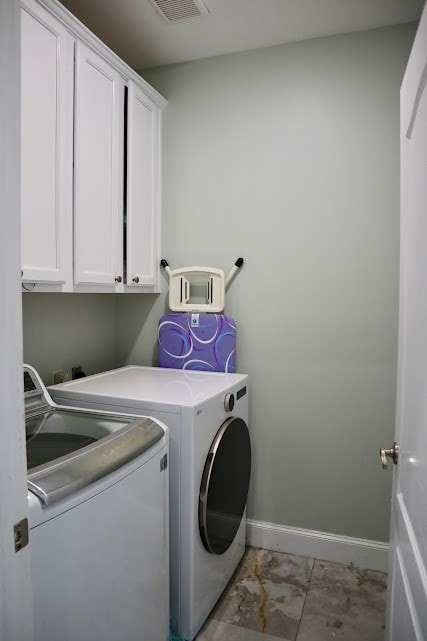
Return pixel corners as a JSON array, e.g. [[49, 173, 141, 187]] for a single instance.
[[246, 519, 389, 573]]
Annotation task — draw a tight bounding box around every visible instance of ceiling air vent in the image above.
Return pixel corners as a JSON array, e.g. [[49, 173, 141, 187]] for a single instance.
[[150, 0, 210, 23]]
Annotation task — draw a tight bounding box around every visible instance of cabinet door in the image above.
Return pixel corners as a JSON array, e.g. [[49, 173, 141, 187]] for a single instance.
[[74, 41, 124, 286], [126, 82, 161, 289], [21, 0, 73, 284]]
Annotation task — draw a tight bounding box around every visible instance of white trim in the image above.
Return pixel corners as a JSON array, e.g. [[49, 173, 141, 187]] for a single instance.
[[246, 518, 389, 573], [0, 0, 34, 638]]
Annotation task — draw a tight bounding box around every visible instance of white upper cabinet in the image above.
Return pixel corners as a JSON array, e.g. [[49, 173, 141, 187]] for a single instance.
[[74, 42, 124, 287], [126, 82, 161, 289], [20, 0, 166, 293], [21, 0, 73, 285]]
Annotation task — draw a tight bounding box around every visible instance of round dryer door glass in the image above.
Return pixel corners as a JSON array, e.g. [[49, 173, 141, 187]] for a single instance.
[[199, 417, 251, 555]]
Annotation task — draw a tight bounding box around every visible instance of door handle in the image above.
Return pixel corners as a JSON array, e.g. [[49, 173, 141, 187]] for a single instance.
[[380, 442, 399, 469]]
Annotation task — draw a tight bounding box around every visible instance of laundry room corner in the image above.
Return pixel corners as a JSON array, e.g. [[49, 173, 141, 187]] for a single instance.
[[20, 18, 417, 566], [14, 0, 427, 636], [115, 21, 419, 562]]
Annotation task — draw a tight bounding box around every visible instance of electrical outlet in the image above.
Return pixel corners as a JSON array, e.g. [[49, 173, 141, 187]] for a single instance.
[[52, 369, 72, 384], [53, 370, 65, 385], [72, 365, 82, 380]]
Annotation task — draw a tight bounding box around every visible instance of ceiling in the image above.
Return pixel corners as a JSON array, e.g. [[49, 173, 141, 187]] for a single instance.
[[59, 0, 423, 70]]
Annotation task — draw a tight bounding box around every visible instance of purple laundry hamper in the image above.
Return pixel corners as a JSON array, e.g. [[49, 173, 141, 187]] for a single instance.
[[158, 313, 236, 373]]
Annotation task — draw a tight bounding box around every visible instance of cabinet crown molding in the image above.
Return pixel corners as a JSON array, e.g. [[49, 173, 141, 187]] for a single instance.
[[23, 0, 167, 109]]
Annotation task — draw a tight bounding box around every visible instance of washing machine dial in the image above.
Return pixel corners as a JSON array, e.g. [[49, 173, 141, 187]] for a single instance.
[[224, 393, 235, 412]]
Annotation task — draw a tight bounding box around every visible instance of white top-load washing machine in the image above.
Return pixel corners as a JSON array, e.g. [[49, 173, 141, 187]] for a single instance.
[[25, 365, 169, 641], [49, 366, 251, 641]]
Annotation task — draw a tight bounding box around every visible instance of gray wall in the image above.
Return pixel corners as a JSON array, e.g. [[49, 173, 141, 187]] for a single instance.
[[22, 294, 116, 385], [115, 23, 415, 542], [21, 23, 415, 542]]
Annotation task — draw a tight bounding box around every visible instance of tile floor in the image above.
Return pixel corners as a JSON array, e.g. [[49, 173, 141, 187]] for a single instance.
[[195, 547, 387, 641]]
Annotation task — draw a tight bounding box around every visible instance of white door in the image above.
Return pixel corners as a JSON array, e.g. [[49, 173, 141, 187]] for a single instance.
[[0, 0, 33, 638], [126, 81, 161, 288], [74, 41, 124, 287], [385, 5, 427, 640], [21, 0, 73, 285]]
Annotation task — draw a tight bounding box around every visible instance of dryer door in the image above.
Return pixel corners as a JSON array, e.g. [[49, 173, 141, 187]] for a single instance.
[[199, 417, 251, 555]]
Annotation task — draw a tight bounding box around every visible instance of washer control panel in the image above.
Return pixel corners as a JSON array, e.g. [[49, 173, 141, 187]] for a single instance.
[[24, 365, 50, 416]]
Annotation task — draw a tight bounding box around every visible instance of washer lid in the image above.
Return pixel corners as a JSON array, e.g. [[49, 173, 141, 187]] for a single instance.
[[27, 415, 164, 506], [26, 407, 131, 470]]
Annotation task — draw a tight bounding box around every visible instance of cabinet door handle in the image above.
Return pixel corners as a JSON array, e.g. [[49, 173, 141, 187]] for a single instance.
[[115, 275, 122, 283], [132, 276, 140, 284]]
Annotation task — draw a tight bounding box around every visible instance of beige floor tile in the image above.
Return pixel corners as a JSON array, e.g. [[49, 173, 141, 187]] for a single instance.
[[210, 547, 314, 640], [296, 560, 387, 641], [311, 559, 387, 592], [196, 618, 291, 641]]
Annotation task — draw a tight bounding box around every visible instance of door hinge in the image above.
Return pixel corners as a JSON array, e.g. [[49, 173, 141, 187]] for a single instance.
[[14, 518, 29, 553]]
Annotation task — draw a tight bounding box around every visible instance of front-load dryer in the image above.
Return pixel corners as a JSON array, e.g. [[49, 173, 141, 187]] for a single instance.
[[49, 366, 251, 641]]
